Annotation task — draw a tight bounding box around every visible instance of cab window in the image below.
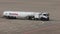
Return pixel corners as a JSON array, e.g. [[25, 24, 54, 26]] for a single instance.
[[43, 14, 49, 16]]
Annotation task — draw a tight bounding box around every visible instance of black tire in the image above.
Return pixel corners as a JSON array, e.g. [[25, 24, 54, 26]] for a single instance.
[[40, 17, 49, 21], [26, 16, 35, 20], [6, 16, 16, 19], [26, 16, 30, 20], [46, 17, 49, 21]]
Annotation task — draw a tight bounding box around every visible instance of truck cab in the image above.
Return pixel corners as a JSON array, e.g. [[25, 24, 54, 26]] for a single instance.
[[34, 12, 49, 21], [40, 12, 49, 21]]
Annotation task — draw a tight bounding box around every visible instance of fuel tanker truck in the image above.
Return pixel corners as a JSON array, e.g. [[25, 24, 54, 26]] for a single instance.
[[3, 11, 49, 21]]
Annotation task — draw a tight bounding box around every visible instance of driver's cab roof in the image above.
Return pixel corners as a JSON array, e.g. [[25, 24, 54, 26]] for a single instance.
[[42, 12, 49, 14]]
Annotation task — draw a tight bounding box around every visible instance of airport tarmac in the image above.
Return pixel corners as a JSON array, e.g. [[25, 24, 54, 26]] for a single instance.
[[0, 0, 60, 34]]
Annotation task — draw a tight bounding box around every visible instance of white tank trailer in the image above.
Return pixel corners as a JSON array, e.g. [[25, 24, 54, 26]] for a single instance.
[[3, 11, 49, 21]]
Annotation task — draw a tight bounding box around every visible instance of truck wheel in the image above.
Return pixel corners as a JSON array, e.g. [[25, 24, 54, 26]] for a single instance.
[[6, 16, 16, 19], [26, 16, 30, 20], [46, 17, 49, 21], [26, 16, 35, 20], [31, 16, 35, 20], [40, 17, 49, 21]]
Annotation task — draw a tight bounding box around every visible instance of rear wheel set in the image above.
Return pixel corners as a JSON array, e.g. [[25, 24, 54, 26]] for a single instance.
[[26, 16, 35, 20], [6, 16, 16, 19]]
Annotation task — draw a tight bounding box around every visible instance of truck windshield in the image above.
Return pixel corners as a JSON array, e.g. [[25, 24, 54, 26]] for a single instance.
[[43, 14, 49, 16]]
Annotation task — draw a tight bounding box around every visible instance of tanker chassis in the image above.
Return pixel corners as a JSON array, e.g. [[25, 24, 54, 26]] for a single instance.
[[3, 11, 49, 21]]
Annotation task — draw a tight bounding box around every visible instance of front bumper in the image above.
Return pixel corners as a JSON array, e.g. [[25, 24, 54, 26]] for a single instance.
[[40, 17, 49, 21]]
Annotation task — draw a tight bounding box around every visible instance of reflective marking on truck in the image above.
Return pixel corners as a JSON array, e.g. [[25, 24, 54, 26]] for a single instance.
[[9, 13, 18, 15]]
